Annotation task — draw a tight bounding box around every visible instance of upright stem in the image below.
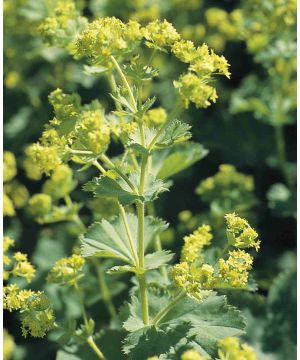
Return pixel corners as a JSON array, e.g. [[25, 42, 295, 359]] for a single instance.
[[100, 154, 139, 194], [75, 277, 106, 360], [136, 200, 149, 325], [110, 55, 137, 112], [87, 336, 106, 360]]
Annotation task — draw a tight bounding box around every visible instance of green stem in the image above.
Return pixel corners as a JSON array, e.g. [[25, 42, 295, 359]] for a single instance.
[[91, 258, 117, 318], [74, 282, 89, 327], [87, 336, 106, 360], [100, 154, 139, 194], [93, 160, 106, 174], [136, 201, 149, 325], [70, 149, 93, 155], [118, 203, 139, 265], [110, 55, 137, 112], [152, 290, 185, 326]]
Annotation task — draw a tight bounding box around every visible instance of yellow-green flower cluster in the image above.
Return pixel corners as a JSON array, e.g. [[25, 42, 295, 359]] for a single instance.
[[29, 89, 111, 173], [172, 41, 230, 108], [172, 214, 259, 296], [181, 349, 207, 360], [3, 236, 36, 283], [72, 110, 110, 155], [144, 19, 180, 50], [3, 151, 17, 182], [20, 293, 55, 338], [3, 193, 15, 217], [75, 17, 143, 63], [225, 213, 260, 251], [3, 329, 15, 360], [218, 336, 256, 360], [170, 262, 215, 301], [23, 146, 43, 180], [28, 194, 52, 217], [144, 107, 167, 127], [42, 164, 76, 200], [174, 73, 218, 108], [180, 337, 256, 360], [3, 151, 29, 216], [38, 0, 87, 50], [218, 249, 253, 288], [11, 252, 36, 283], [196, 164, 254, 203], [181, 225, 212, 263], [4, 182, 29, 209], [47, 254, 85, 286]]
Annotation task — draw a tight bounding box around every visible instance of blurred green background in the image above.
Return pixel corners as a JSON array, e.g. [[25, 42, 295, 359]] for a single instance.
[[4, 0, 296, 359]]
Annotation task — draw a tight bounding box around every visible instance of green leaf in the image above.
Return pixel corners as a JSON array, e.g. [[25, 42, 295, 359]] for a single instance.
[[83, 176, 142, 206], [152, 142, 209, 179], [145, 251, 174, 270], [123, 323, 192, 359], [123, 288, 245, 359], [81, 214, 168, 266], [83, 65, 108, 76], [156, 120, 191, 148]]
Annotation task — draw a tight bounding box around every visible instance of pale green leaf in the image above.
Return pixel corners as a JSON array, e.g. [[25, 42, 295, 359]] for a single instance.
[[145, 251, 174, 270], [156, 120, 191, 148], [81, 214, 168, 265], [152, 142, 208, 179]]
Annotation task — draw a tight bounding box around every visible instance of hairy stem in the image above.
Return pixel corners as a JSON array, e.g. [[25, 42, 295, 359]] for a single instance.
[[152, 290, 186, 326], [100, 154, 139, 194], [137, 201, 149, 325], [87, 336, 106, 360], [110, 55, 137, 112]]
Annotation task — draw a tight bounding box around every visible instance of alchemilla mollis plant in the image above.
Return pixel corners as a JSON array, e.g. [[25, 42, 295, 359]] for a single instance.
[[4, 6, 261, 360]]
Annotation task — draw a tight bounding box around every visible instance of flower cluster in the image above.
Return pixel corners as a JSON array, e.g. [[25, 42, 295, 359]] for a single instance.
[[225, 213, 260, 251], [196, 164, 254, 203], [23, 146, 43, 181], [71, 110, 110, 156], [180, 337, 256, 360], [171, 214, 259, 298], [47, 254, 85, 286], [3, 152, 29, 217], [3, 151, 17, 182], [144, 19, 180, 50], [74, 17, 143, 63], [181, 349, 207, 360], [4, 329, 15, 360], [218, 250, 253, 288], [4, 284, 55, 338], [172, 42, 230, 108], [28, 194, 52, 217], [218, 336, 256, 360], [42, 164, 77, 200], [144, 107, 167, 127], [181, 225, 212, 263], [28, 89, 111, 174], [38, 0, 87, 50], [3, 236, 36, 283]]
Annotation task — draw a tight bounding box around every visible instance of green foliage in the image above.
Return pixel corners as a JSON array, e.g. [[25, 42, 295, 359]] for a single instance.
[[4, 0, 296, 359]]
